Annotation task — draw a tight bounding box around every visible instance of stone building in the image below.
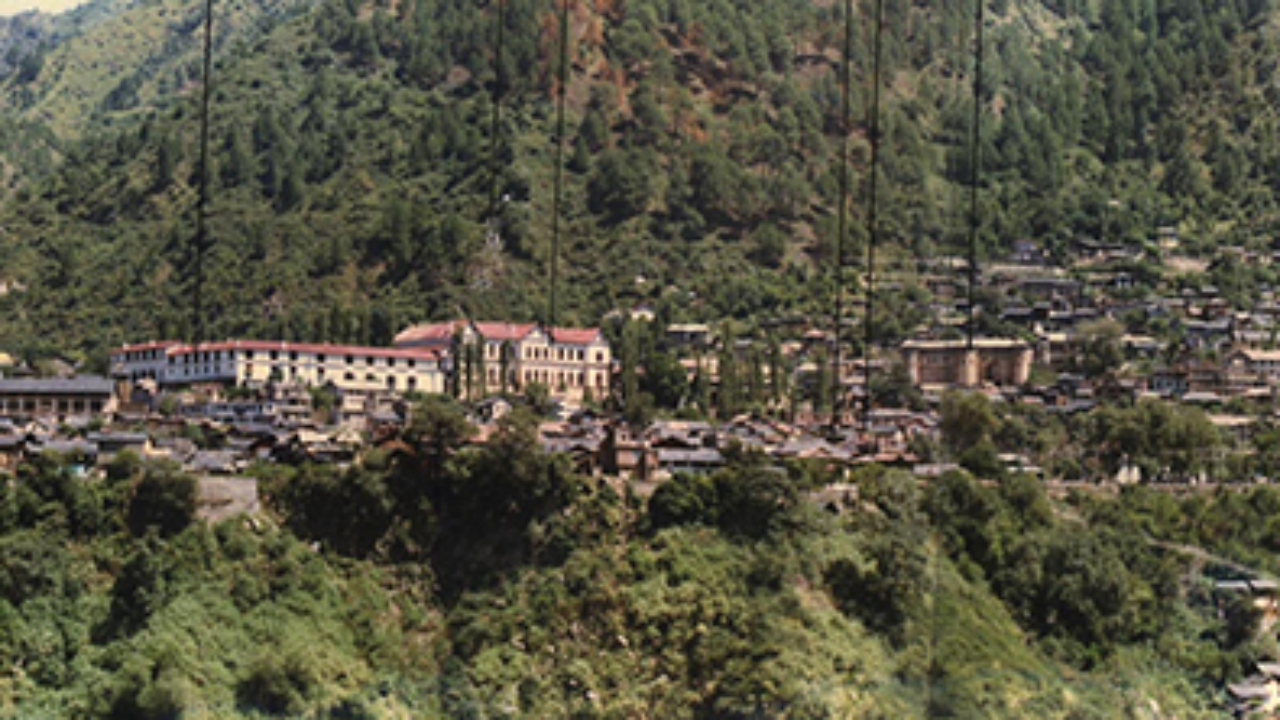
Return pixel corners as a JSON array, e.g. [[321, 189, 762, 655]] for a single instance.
[[900, 338, 1033, 388]]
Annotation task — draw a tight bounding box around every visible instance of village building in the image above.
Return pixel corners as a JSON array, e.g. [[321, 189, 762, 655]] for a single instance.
[[666, 323, 714, 349], [394, 320, 612, 402], [110, 340, 447, 396], [900, 338, 1033, 388], [1224, 347, 1280, 383], [0, 376, 118, 417]]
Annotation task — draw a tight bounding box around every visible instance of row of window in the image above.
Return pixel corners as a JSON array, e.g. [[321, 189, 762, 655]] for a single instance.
[[164, 352, 422, 369], [478, 343, 605, 363], [118, 349, 165, 362], [0, 398, 104, 413], [483, 367, 606, 388], [522, 346, 600, 362]]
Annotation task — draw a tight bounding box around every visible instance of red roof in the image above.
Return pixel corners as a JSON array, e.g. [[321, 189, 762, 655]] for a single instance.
[[111, 340, 183, 355], [393, 320, 468, 346], [473, 322, 537, 341], [162, 340, 441, 362], [550, 327, 602, 345], [392, 321, 603, 347]]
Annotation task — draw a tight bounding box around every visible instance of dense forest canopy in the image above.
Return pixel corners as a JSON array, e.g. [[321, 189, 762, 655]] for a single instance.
[[0, 0, 1274, 363]]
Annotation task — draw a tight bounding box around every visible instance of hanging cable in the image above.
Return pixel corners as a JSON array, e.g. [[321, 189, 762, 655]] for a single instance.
[[193, 0, 214, 346], [548, 0, 570, 327], [966, 0, 986, 350], [862, 0, 885, 434], [488, 0, 506, 220], [831, 0, 853, 430]]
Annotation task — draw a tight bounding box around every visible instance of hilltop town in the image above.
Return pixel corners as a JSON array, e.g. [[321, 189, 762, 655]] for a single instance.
[[0, 224, 1276, 497]]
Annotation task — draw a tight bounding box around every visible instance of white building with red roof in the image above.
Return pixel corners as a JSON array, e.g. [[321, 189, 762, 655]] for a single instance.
[[110, 340, 446, 396], [393, 320, 611, 401]]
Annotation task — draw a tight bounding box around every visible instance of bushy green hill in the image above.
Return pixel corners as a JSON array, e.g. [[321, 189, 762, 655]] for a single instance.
[[0, 406, 1249, 716], [0, 0, 1276, 363], [0, 0, 315, 130]]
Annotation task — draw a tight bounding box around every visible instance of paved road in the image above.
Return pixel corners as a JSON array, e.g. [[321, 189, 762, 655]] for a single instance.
[[1147, 537, 1275, 582]]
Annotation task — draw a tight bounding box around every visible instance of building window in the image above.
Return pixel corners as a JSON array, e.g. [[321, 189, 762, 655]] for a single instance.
[[290, 351, 298, 361], [317, 354, 326, 363], [388, 358, 396, 367], [270, 351, 279, 360], [344, 372, 355, 381], [346, 355, 354, 364], [408, 359, 416, 369], [386, 377, 396, 389]]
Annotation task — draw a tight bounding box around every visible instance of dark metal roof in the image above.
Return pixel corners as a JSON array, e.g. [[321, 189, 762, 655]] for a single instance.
[[0, 376, 114, 395]]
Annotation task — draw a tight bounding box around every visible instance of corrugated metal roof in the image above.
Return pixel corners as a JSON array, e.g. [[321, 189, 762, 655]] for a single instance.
[[0, 376, 114, 394]]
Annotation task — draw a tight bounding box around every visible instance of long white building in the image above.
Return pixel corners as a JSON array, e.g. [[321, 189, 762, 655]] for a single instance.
[[110, 340, 447, 396]]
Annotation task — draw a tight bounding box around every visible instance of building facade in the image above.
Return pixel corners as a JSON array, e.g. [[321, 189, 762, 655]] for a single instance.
[[0, 376, 117, 417], [110, 340, 446, 396], [394, 320, 612, 401], [1225, 348, 1280, 382], [901, 338, 1033, 388]]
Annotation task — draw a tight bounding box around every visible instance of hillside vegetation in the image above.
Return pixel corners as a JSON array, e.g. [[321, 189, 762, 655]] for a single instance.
[[4, 401, 1267, 717], [0, 0, 1275, 362]]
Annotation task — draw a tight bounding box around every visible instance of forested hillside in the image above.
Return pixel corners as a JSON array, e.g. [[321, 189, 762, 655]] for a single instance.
[[5, 401, 1270, 717], [0, 0, 1276, 363], [0, 0, 134, 191]]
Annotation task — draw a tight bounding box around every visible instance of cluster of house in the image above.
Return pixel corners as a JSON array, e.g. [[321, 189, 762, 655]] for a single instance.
[[4, 226, 1280, 486], [0, 382, 383, 477], [533, 407, 982, 483], [0, 320, 611, 481], [893, 233, 1280, 407]]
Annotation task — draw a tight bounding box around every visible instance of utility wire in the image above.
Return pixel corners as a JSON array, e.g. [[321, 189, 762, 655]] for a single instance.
[[488, 0, 506, 220], [862, 0, 885, 434], [966, 0, 986, 350], [549, 0, 570, 328], [193, 0, 214, 346], [831, 0, 853, 429]]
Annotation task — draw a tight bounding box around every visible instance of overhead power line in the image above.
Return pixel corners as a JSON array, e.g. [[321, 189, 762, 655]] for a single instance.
[[193, 0, 215, 346], [863, 0, 886, 434], [549, 0, 571, 327], [967, 0, 986, 350], [831, 0, 854, 430]]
